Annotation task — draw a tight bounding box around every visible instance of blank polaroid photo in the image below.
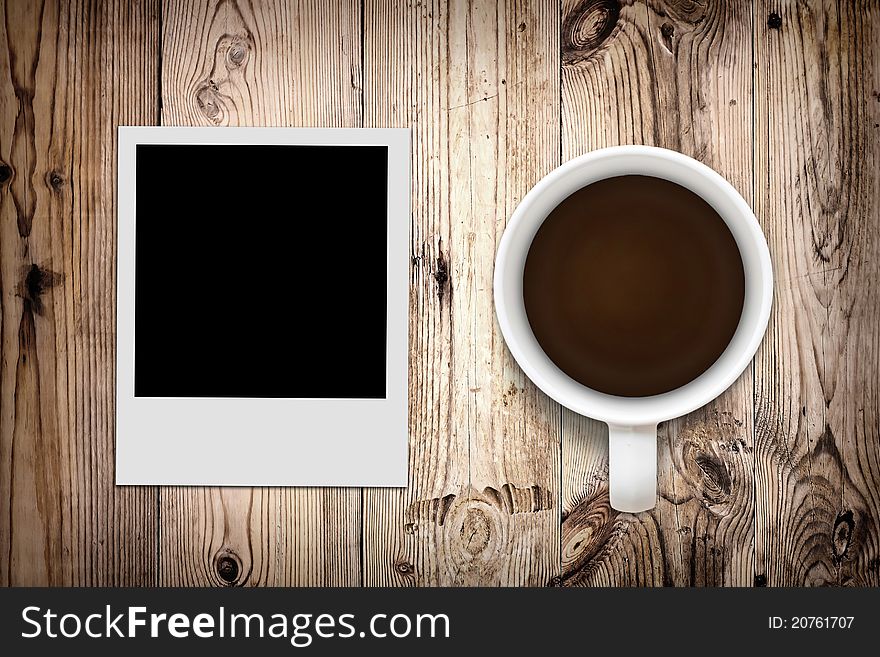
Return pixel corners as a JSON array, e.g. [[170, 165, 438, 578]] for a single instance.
[[116, 127, 409, 486]]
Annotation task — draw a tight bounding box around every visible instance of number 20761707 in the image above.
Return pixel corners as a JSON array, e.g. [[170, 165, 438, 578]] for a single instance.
[[769, 617, 854, 629]]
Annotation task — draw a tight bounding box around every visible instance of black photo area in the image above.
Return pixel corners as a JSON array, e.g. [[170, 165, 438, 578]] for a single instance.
[[134, 144, 388, 398]]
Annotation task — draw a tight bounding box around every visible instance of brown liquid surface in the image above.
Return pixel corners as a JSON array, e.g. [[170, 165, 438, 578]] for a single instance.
[[523, 175, 745, 397]]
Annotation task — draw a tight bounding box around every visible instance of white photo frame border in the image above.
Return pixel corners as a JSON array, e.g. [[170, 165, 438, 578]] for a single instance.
[[116, 126, 409, 486]]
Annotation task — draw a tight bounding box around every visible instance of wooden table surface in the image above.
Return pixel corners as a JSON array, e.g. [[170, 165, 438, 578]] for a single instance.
[[1, 0, 878, 587]]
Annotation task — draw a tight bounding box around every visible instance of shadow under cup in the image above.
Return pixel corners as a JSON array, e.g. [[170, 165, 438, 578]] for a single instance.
[[494, 146, 773, 513]]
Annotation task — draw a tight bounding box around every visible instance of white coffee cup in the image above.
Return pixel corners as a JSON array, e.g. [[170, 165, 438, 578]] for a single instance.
[[494, 146, 772, 513]]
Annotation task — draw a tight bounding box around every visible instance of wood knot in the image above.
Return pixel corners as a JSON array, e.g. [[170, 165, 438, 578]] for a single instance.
[[767, 12, 782, 30], [394, 559, 415, 576], [406, 483, 550, 540], [754, 574, 767, 587], [660, 22, 675, 52], [19, 264, 63, 316], [676, 425, 738, 509], [832, 510, 855, 564], [46, 170, 65, 191], [226, 41, 248, 68], [560, 486, 618, 582], [444, 497, 506, 569], [215, 552, 242, 585], [460, 507, 491, 556], [562, 0, 620, 65], [434, 251, 450, 304], [0, 163, 11, 183], [694, 453, 731, 505], [195, 82, 225, 124]]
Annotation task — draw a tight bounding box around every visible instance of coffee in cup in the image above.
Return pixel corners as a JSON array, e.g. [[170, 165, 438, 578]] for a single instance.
[[522, 174, 745, 398]]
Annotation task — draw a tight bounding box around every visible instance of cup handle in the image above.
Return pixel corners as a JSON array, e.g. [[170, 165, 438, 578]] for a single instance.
[[607, 424, 657, 512]]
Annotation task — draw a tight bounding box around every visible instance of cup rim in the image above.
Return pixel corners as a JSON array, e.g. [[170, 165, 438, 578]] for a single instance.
[[494, 145, 773, 426]]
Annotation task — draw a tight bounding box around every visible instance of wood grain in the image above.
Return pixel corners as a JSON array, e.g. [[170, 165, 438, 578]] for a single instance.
[[559, 0, 755, 586], [1, 0, 878, 587], [158, 0, 362, 586], [362, 0, 561, 585], [0, 0, 159, 585], [754, 0, 880, 586]]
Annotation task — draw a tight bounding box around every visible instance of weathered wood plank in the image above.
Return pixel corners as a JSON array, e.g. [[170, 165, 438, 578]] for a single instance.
[[158, 0, 362, 586], [559, 0, 755, 586], [754, 0, 880, 586], [362, 0, 561, 586], [0, 0, 159, 585], [1, 0, 877, 590]]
